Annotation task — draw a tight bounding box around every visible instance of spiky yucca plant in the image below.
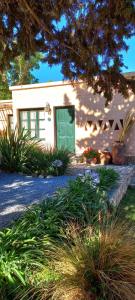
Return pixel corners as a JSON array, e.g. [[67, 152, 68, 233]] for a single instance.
[[42, 222, 135, 300]]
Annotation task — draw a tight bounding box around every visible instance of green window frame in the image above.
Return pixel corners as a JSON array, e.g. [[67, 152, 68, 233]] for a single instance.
[[19, 109, 45, 140]]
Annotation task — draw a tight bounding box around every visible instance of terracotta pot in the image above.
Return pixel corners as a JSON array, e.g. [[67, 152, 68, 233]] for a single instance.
[[112, 141, 125, 165], [86, 157, 98, 165], [100, 151, 112, 165]]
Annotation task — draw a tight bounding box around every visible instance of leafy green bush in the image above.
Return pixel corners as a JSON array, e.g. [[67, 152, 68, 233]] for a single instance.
[[0, 129, 38, 173], [0, 130, 70, 176], [44, 148, 70, 176], [26, 146, 49, 176], [26, 147, 70, 176], [29, 175, 108, 237], [97, 167, 119, 191], [0, 219, 51, 299]]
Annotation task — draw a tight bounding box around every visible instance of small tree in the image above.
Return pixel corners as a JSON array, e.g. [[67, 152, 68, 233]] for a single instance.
[[0, 52, 43, 99]]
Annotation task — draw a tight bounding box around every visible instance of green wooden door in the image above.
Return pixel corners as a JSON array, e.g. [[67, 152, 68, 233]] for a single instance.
[[56, 106, 75, 152]]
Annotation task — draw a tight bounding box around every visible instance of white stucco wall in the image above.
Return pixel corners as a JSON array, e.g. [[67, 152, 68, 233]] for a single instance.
[[10, 81, 135, 156]]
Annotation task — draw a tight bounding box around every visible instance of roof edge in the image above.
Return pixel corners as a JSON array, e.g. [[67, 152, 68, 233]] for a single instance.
[[9, 80, 83, 91], [0, 99, 12, 103], [9, 72, 135, 92]]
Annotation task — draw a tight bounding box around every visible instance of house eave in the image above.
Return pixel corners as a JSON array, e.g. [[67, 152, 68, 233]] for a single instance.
[[9, 80, 83, 91]]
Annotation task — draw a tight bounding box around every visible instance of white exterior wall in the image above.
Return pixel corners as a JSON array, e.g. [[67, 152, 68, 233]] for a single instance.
[[11, 81, 83, 152], [10, 81, 135, 156]]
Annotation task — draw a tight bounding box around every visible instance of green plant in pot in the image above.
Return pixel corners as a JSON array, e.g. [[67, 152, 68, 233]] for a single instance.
[[83, 147, 100, 164], [112, 110, 135, 165]]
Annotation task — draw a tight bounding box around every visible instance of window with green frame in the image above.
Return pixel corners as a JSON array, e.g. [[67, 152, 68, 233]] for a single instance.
[[19, 110, 45, 140]]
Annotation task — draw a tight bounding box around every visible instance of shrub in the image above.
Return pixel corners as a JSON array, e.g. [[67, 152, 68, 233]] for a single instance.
[[0, 129, 38, 173], [0, 221, 51, 299], [25, 147, 70, 176], [44, 148, 70, 176], [40, 222, 135, 300], [26, 146, 49, 176], [37, 175, 109, 235], [0, 129, 70, 176], [97, 167, 119, 191]]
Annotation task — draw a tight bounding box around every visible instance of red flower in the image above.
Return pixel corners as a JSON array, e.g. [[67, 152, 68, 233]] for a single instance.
[[83, 147, 93, 155], [83, 147, 99, 159]]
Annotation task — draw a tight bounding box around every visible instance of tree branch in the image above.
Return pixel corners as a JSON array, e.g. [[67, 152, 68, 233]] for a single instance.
[[21, 0, 81, 58]]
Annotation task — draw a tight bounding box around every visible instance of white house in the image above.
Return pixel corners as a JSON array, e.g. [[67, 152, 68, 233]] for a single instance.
[[0, 79, 135, 161]]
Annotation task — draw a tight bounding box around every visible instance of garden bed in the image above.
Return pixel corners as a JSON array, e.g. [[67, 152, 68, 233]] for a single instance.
[[0, 167, 135, 300], [107, 166, 134, 205], [67, 164, 134, 206], [0, 129, 70, 177]]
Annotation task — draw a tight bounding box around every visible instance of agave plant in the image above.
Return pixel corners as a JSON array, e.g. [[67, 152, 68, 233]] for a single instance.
[[118, 109, 135, 143]]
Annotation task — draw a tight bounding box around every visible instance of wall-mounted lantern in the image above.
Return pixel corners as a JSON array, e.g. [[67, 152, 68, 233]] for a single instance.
[[45, 102, 51, 115]]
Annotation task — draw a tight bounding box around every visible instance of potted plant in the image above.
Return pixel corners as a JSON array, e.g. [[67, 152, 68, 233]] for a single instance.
[[83, 147, 100, 165], [100, 149, 112, 165], [112, 110, 135, 165]]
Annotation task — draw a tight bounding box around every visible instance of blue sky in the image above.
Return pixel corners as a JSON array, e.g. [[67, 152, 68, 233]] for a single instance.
[[33, 36, 135, 83]]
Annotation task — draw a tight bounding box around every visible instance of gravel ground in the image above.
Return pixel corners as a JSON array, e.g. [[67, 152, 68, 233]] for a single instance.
[[0, 172, 76, 229]]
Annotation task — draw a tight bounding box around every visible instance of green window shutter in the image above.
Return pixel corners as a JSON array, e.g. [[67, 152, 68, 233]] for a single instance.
[[19, 109, 45, 140]]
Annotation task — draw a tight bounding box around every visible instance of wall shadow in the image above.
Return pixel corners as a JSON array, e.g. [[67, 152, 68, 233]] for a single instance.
[[63, 82, 135, 155]]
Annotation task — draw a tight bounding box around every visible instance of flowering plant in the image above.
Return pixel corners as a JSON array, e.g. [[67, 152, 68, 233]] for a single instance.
[[50, 159, 63, 176], [51, 160, 63, 168], [79, 170, 100, 187], [83, 147, 99, 159]]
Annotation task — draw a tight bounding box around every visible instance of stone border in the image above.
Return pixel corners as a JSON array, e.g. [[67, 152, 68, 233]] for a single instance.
[[66, 164, 134, 206], [107, 166, 134, 206]]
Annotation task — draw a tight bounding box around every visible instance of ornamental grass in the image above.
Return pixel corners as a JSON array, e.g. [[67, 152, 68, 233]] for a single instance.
[[40, 222, 135, 300]]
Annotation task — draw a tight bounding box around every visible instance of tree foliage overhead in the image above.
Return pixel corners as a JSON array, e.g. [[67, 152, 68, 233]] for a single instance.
[[0, 52, 43, 99], [0, 0, 135, 102]]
